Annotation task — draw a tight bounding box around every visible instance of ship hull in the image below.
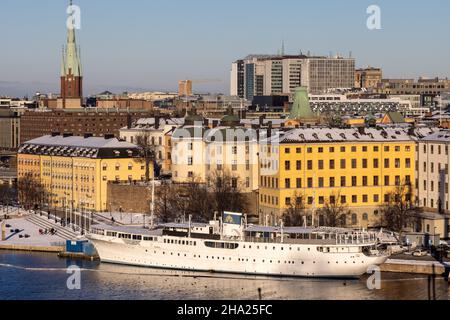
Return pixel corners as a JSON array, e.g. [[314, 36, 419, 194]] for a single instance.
[[88, 235, 389, 279]]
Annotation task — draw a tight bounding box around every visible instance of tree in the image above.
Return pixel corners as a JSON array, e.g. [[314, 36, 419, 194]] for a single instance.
[[380, 182, 421, 239], [153, 181, 180, 223], [135, 132, 157, 182], [317, 191, 352, 227], [282, 191, 306, 227], [17, 176, 48, 211], [208, 169, 248, 216]]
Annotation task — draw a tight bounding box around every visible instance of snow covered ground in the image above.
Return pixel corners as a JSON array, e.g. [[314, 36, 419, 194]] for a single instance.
[[0, 218, 65, 247]]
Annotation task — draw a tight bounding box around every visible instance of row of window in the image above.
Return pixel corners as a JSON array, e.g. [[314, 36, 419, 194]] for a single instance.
[[260, 192, 408, 207], [280, 145, 411, 155], [283, 158, 411, 171], [262, 175, 411, 189]]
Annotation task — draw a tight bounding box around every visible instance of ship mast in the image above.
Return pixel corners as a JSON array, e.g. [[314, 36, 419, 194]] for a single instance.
[[150, 177, 155, 229]]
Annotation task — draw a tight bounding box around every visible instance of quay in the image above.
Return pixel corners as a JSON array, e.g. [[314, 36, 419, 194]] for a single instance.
[[381, 259, 448, 275], [0, 244, 64, 253]]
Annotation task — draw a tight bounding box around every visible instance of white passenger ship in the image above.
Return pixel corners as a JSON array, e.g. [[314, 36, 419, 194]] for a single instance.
[[87, 213, 389, 278]]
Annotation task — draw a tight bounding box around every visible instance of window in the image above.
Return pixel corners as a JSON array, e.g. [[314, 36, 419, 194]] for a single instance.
[[318, 147, 324, 153], [308, 178, 313, 188], [351, 146, 357, 152], [340, 147, 346, 152], [352, 195, 358, 203], [374, 176, 379, 186], [341, 196, 347, 204], [307, 161, 313, 170], [188, 157, 193, 166], [318, 160, 324, 170], [395, 159, 401, 169], [352, 159, 357, 169], [373, 159, 379, 169], [406, 158, 411, 168], [384, 159, 390, 169], [296, 161, 302, 170], [296, 178, 302, 188], [318, 177, 324, 188], [363, 195, 368, 203], [285, 148, 291, 154], [285, 179, 291, 189], [340, 176, 346, 187], [374, 195, 380, 203], [296, 148, 302, 154], [384, 176, 390, 186], [285, 198, 291, 206], [330, 177, 335, 187], [363, 176, 369, 187], [340, 159, 346, 169], [285, 161, 291, 171], [329, 160, 335, 170], [352, 176, 357, 186]]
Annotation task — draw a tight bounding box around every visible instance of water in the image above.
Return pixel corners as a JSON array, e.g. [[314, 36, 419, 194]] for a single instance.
[[0, 251, 448, 300]]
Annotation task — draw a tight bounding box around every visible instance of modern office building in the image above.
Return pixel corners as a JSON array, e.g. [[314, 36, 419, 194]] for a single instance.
[[17, 134, 147, 212], [231, 54, 356, 98], [301, 57, 355, 94], [258, 128, 416, 227]]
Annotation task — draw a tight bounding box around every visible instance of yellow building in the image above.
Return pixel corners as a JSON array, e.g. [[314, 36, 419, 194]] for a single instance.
[[18, 134, 148, 212], [259, 128, 416, 227]]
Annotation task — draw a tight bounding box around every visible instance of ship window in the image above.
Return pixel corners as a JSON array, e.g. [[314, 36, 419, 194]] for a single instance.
[[132, 235, 142, 241]]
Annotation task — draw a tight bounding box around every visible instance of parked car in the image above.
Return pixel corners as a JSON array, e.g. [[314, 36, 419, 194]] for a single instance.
[[412, 249, 428, 257]]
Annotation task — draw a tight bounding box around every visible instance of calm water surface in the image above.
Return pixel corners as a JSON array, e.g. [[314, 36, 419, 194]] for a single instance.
[[0, 251, 448, 300]]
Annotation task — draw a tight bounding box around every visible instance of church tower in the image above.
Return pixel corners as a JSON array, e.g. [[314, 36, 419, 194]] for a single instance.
[[59, 0, 83, 109]]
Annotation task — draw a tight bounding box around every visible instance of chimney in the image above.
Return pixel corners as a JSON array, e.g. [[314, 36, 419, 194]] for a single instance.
[[51, 132, 61, 137], [84, 133, 94, 139], [63, 133, 73, 138], [268, 121, 273, 138], [104, 134, 115, 140], [127, 114, 132, 129]]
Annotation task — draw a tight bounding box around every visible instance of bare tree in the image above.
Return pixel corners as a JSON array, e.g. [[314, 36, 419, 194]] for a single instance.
[[153, 181, 181, 223], [380, 182, 421, 239], [317, 191, 352, 227], [135, 132, 157, 182], [17, 176, 48, 211], [282, 191, 306, 227], [208, 169, 248, 216]]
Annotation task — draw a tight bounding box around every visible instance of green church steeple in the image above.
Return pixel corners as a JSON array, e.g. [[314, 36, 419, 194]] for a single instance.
[[289, 87, 316, 120]]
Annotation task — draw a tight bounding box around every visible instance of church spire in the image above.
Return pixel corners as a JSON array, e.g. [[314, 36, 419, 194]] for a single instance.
[[60, 0, 83, 105]]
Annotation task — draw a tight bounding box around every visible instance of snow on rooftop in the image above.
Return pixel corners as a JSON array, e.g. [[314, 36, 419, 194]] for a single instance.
[[24, 135, 138, 149]]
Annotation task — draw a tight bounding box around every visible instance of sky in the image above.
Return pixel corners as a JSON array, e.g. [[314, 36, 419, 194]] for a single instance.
[[1, 0, 449, 97]]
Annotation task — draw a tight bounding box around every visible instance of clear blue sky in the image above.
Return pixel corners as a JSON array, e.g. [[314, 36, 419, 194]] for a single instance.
[[1, 0, 449, 96]]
